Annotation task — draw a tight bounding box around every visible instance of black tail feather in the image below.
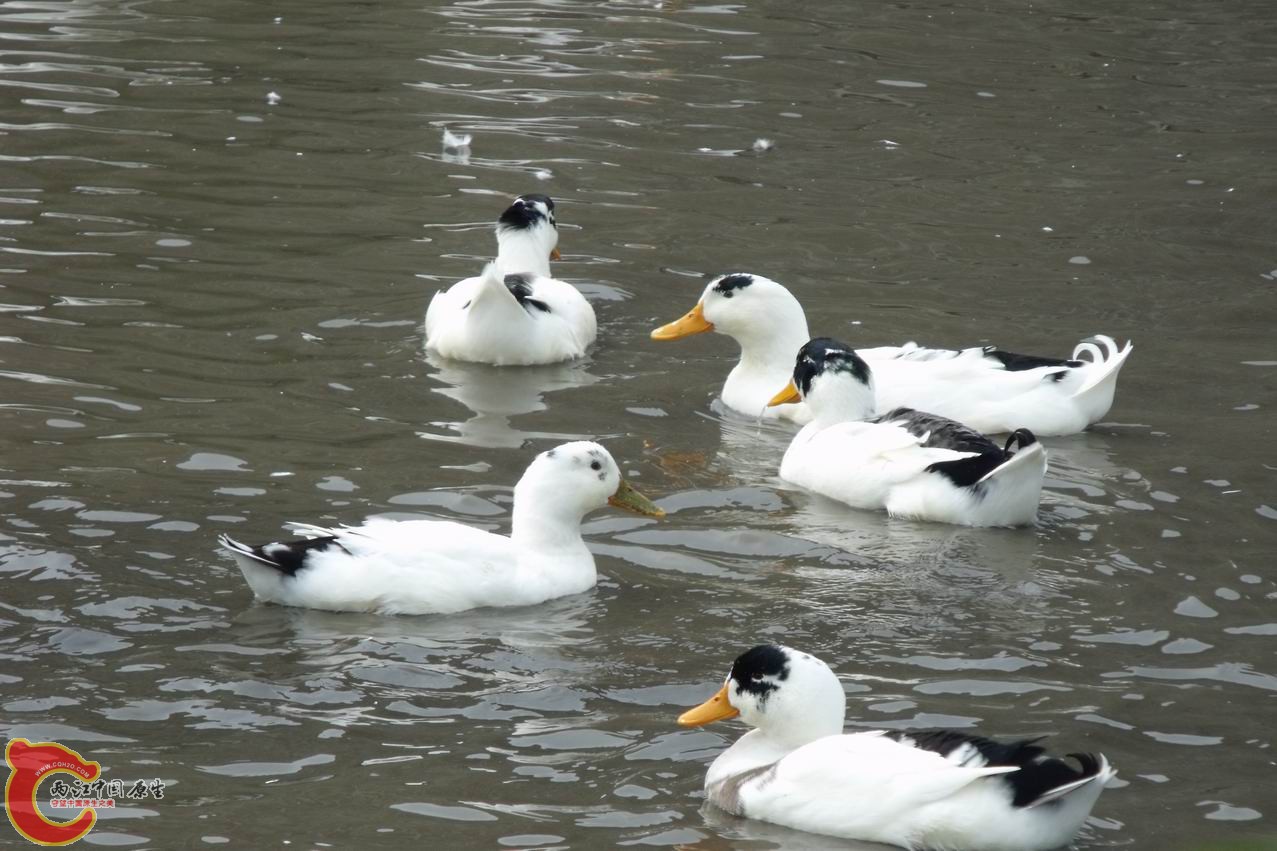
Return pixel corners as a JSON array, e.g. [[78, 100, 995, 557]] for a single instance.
[[221, 533, 346, 577], [1003, 428, 1038, 454]]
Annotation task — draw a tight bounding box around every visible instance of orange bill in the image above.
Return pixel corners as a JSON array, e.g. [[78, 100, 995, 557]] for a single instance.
[[767, 380, 801, 407], [677, 683, 739, 727], [650, 302, 713, 341]]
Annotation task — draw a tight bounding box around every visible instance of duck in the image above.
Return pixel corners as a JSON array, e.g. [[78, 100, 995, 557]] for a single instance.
[[217, 441, 662, 615], [679, 644, 1116, 851], [649, 272, 1132, 435], [425, 194, 597, 365], [769, 337, 1047, 526]]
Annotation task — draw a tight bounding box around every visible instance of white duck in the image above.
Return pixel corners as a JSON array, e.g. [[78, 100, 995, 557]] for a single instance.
[[218, 442, 662, 615], [650, 273, 1132, 435], [425, 194, 597, 365], [769, 337, 1047, 527], [680, 645, 1115, 851]]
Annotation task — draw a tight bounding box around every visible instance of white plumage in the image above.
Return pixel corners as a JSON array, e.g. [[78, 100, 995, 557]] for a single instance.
[[680, 645, 1115, 851], [425, 195, 596, 365], [773, 338, 1047, 527], [650, 272, 1132, 435], [217, 442, 662, 615]]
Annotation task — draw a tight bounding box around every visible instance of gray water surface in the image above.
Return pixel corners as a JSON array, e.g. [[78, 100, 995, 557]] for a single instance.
[[1, 0, 1274, 848]]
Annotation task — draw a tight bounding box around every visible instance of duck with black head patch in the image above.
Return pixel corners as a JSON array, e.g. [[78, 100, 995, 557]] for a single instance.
[[217, 441, 663, 615], [650, 272, 1132, 435], [426, 194, 597, 365], [679, 645, 1115, 851], [767, 337, 1048, 527]]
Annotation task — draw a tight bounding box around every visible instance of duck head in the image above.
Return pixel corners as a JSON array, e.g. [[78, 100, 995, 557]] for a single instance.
[[513, 441, 663, 537], [650, 273, 809, 361], [768, 337, 876, 424], [496, 194, 560, 278], [679, 644, 846, 747]]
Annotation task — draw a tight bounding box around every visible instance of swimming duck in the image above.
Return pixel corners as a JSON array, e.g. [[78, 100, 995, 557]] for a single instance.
[[680, 645, 1115, 851], [769, 338, 1046, 526], [218, 441, 662, 615], [650, 273, 1132, 435], [425, 194, 597, 365]]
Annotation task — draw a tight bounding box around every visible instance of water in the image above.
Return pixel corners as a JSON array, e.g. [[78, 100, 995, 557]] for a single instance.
[[1, 0, 1274, 848]]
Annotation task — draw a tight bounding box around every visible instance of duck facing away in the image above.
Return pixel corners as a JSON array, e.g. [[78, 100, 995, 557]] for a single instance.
[[770, 338, 1047, 527], [218, 442, 662, 615], [650, 272, 1132, 435], [679, 645, 1115, 851], [426, 194, 597, 365]]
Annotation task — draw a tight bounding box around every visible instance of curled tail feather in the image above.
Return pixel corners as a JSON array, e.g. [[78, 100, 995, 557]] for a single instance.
[[1069, 335, 1133, 402], [979, 429, 1046, 486]]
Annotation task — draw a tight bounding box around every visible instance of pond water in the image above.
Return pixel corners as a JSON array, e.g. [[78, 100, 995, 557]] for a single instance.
[[1, 0, 1274, 848]]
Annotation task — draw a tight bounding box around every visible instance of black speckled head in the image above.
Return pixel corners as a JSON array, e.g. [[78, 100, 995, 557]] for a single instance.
[[793, 337, 872, 397], [729, 644, 790, 701], [498, 194, 556, 232], [710, 273, 754, 299]]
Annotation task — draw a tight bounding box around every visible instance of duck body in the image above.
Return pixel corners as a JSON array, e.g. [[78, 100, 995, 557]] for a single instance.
[[712, 728, 1112, 851], [218, 442, 661, 615], [774, 339, 1046, 527], [425, 194, 597, 365], [426, 264, 596, 365], [865, 336, 1132, 436], [651, 273, 1131, 435], [681, 645, 1115, 851]]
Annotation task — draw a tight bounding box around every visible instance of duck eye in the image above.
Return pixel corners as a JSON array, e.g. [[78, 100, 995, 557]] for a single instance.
[[751, 673, 764, 682], [590, 460, 602, 471]]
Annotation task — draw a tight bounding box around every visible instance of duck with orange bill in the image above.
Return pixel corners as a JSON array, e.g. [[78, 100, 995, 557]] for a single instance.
[[426, 194, 596, 365], [768, 337, 1047, 527], [650, 272, 1131, 434], [679, 644, 1115, 851]]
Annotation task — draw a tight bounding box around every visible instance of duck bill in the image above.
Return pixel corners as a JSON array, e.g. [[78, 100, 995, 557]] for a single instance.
[[608, 479, 665, 518], [550, 247, 562, 261], [678, 683, 739, 727], [767, 380, 802, 407], [650, 302, 713, 341]]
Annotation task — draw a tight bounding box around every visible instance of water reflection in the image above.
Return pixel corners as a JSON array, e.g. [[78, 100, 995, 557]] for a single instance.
[[684, 804, 897, 850], [418, 352, 603, 448]]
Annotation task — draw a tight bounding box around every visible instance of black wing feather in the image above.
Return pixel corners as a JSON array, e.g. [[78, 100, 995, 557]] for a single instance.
[[984, 347, 1082, 372], [884, 730, 1105, 808], [873, 407, 1001, 455], [503, 274, 552, 313], [872, 408, 1038, 489]]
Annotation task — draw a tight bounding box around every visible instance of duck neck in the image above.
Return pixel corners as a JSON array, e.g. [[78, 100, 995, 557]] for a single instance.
[[807, 374, 877, 427], [733, 314, 810, 379], [496, 228, 552, 278], [509, 477, 590, 553], [710, 701, 844, 786]]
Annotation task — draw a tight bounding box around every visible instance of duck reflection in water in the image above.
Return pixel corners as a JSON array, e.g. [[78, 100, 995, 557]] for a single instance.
[[419, 352, 602, 449]]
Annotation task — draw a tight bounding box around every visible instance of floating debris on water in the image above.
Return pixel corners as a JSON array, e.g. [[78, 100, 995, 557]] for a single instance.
[[442, 127, 472, 150]]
